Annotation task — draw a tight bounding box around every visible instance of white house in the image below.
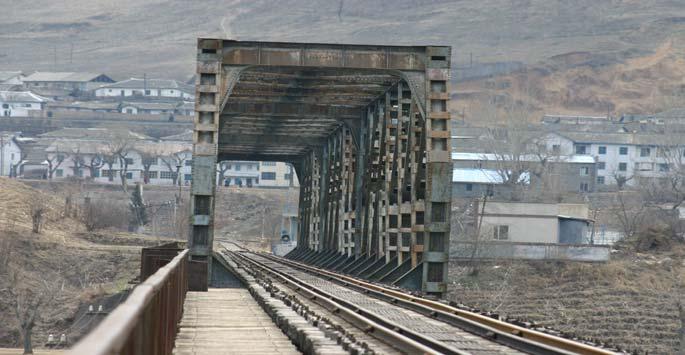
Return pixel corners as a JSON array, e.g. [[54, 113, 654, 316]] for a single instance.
[[542, 132, 682, 187], [94, 78, 194, 100], [0, 91, 49, 117], [0, 132, 23, 177]]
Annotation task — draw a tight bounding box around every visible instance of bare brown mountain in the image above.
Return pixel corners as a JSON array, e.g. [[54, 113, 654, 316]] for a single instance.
[[2, 0, 685, 81], [454, 39, 685, 119]]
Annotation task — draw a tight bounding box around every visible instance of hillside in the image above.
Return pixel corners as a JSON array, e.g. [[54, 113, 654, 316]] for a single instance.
[[454, 38, 685, 120], [2, 0, 685, 82], [0, 178, 149, 349]]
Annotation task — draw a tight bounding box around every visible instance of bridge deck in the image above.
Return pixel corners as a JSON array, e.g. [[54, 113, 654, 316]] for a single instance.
[[173, 288, 300, 355]]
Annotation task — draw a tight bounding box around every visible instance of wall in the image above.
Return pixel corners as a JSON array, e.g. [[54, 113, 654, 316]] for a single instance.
[[481, 215, 558, 243], [450, 241, 610, 262], [0, 139, 22, 176]]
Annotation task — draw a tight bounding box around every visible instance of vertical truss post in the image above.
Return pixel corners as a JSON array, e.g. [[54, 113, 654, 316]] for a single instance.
[[420, 47, 453, 295], [189, 38, 223, 288]]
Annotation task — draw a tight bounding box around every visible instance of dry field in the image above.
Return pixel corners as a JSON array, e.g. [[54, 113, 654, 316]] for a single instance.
[[448, 245, 685, 354]]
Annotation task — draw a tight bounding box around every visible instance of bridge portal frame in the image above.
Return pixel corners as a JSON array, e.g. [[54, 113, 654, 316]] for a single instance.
[[190, 39, 452, 294]]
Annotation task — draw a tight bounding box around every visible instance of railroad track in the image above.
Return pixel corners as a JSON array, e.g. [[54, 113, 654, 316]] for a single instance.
[[220, 243, 618, 355]]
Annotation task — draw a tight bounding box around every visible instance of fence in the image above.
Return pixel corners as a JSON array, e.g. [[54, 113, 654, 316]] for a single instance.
[[450, 241, 610, 262], [69, 249, 189, 355]]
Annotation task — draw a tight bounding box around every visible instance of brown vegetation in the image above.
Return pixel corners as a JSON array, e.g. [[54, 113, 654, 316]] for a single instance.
[[449, 242, 685, 354]]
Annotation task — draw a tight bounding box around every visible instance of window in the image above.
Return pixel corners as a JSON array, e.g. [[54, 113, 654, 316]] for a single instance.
[[160, 171, 176, 179], [24, 104, 31, 108], [465, 183, 473, 191], [142, 157, 157, 166], [185, 160, 192, 166], [619, 147, 628, 155], [120, 90, 125, 96], [235, 164, 241, 171], [659, 163, 670, 172], [598, 146, 606, 155], [145, 89, 151, 95], [261, 172, 276, 180], [580, 167, 589, 176], [493, 225, 509, 240], [184, 174, 192, 181], [575, 145, 587, 154], [10, 153, 14, 160], [56, 169, 63, 177], [108, 89, 112, 93], [618, 162, 627, 171], [580, 182, 589, 192], [637, 162, 653, 171], [92, 170, 100, 178], [552, 145, 560, 154], [262, 161, 277, 166], [125, 108, 134, 114], [640, 147, 651, 157], [1, 104, 7, 109], [126, 172, 133, 179], [284, 173, 292, 180], [147, 171, 158, 179], [597, 176, 605, 184], [598, 162, 605, 170]]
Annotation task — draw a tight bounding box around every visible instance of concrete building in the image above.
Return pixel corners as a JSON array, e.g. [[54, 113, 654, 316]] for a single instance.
[[94, 78, 194, 100], [543, 131, 685, 187], [0, 91, 49, 117], [23, 72, 114, 97], [452, 152, 597, 193], [0, 132, 23, 177], [478, 201, 591, 244]]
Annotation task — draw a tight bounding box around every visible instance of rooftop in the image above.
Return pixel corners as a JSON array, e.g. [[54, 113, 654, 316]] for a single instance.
[[39, 127, 154, 141], [160, 130, 193, 142], [452, 168, 530, 184], [0, 71, 23, 82], [0, 91, 49, 103], [23, 72, 113, 83], [451, 152, 596, 164], [98, 78, 193, 92]]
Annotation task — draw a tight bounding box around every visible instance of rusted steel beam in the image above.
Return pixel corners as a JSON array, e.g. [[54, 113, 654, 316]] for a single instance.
[[69, 250, 189, 355]]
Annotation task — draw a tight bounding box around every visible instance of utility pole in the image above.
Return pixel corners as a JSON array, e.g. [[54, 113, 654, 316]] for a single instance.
[[0, 135, 4, 176]]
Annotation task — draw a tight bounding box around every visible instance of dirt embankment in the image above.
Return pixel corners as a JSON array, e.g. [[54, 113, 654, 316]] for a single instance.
[[449, 244, 685, 354], [0, 178, 154, 349]]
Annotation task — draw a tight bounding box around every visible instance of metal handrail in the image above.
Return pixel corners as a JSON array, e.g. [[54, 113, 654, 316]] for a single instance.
[[69, 249, 189, 355]]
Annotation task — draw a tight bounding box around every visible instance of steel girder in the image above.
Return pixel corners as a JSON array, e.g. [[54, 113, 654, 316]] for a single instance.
[[190, 39, 452, 295]]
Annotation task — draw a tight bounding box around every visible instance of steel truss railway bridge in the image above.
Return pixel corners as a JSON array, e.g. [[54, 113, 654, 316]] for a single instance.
[[68, 39, 618, 355], [189, 38, 454, 294]]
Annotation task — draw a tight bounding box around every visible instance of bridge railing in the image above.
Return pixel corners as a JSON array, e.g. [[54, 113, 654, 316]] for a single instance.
[[69, 249, 189, 355]]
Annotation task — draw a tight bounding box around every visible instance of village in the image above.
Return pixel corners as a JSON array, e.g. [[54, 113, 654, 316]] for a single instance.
[[1, 69, 683, 258]]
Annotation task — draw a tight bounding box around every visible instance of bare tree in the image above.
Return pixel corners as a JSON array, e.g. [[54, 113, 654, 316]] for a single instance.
[[45, 152, 65, 180], [68, 148, 85, 179], [2, 267, 60, 354], [106, 138, 133, 193], [611, 191, 647, 240], [217, 161, 231, 186], [678, 299, 685, 355], [83, 153, 104, 180], [30, 200, 47, 234], [611, 170, 634, 191], [161, 150, 190, 186], [138, 149, 161, 184]]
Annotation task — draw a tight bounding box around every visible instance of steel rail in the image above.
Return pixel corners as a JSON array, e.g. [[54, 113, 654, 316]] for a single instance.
[[258, 251, 617, 355], [69, 249, 189, 355], [225, 249, 466, 355]]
